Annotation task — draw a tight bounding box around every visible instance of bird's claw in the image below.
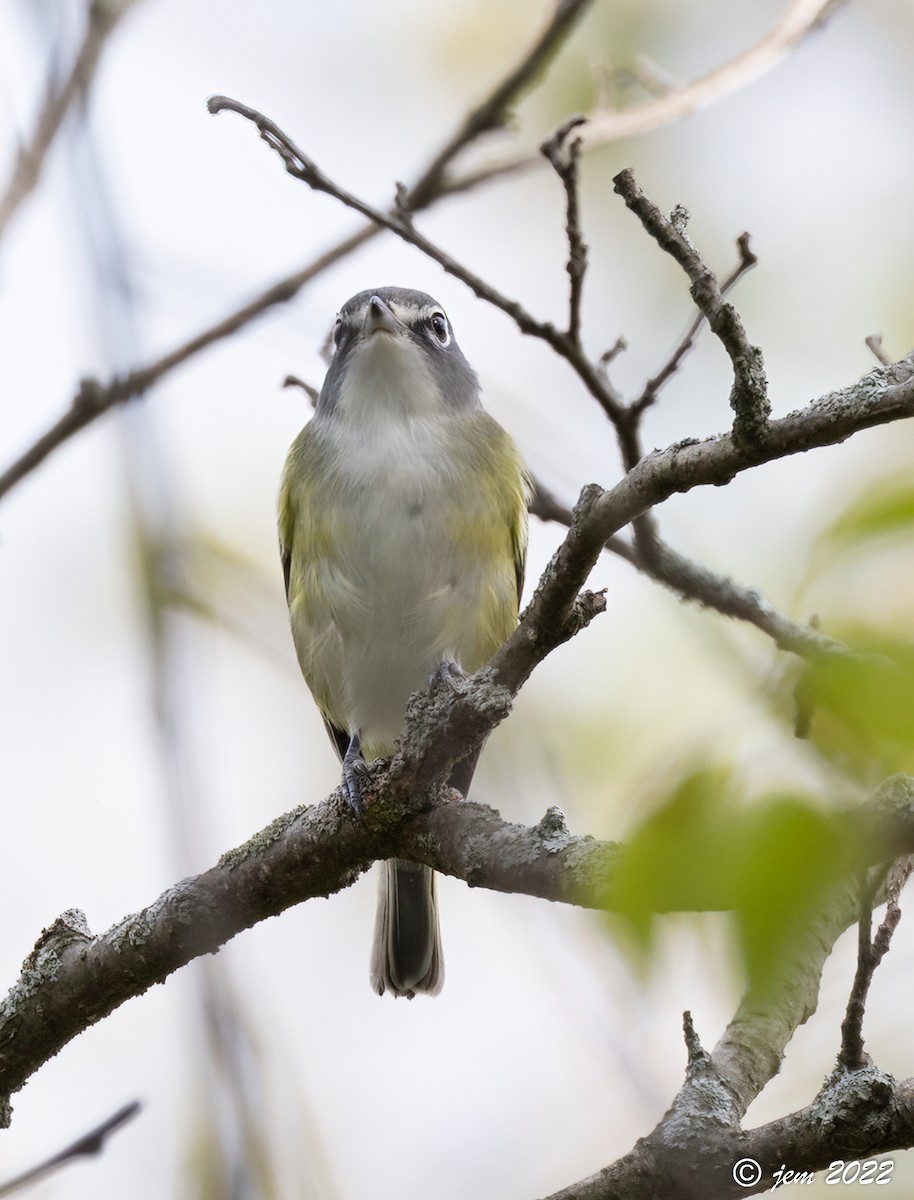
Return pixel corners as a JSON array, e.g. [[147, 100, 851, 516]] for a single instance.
[[431, 660, 466, 693], [342, 739, 371, 818]]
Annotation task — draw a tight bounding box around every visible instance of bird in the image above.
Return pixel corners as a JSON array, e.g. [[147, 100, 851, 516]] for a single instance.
[[278, 286, 529, 997]]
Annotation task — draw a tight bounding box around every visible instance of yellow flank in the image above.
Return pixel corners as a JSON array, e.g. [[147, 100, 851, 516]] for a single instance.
[[441, 411, 528, 663]]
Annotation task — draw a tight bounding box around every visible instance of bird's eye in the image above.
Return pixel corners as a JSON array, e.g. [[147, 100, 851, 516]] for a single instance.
[[428, 312, 450, 346], [331, 318, 343, 349]]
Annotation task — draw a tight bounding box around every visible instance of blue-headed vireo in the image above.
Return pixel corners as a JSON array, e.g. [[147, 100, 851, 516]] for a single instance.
[[278, 287, 529, 997]]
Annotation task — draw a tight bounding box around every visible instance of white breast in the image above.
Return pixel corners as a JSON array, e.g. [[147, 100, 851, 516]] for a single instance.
[[309, 336, 499, 755], [326, 422, 479, 753]]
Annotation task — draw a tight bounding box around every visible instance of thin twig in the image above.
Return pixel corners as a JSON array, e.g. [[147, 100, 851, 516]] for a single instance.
[[469, 0, 843, 189], [282, 374, 320, 406], [0, 1101, 141, 1196], [865, 333, 892, 366], [599, 336, 628, 369], [540, 115, 589, 346], [207, 95, 628, 426], [0, 0, 135, 242], [632, 231, 758, 413], [613, 168, 770, 448], [528, 475, 849, 660], [839, 862, 909, 1071], [840, 883, 877, 1071], [0, 0, 834, 501], [0, 3, 594, 503], [408, 0, 598, 208], [0, 225, 375, 502]]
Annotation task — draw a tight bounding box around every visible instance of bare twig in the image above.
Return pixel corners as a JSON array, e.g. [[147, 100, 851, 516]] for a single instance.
[[632, 232, 758, 413], [407, 0, 598, 208], [0, 0, 836, 502], [0, 227, 374, 502], [471, 0, 844, 189], [491, 352, 914, 696], [0, 0, 135, 242], [529, 474, 851, 660], [866, 333, 892, 366], [839, 863, 909, 1071], [613, 169, 770, 448], [540, 115, 589, 346], [207, 95, 630, 430], [0, 1101, 141, 1196], [599, 336, 628, 369], [206, 96, 551, 341], [0, 2, 593, 503], [282, 374, 320, 406]]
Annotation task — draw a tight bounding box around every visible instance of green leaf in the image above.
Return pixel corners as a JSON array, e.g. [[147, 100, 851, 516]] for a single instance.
[[815, 473, 914, 562], [802, 633, 914, 774], [604, 769, 740, 917], [604, 770, 862, 991], [728, 797, 854, 989]]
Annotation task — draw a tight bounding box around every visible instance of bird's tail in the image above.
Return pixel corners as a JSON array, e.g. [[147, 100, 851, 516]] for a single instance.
[[370, 859, 443, 998], [369, 748, 479, 998]]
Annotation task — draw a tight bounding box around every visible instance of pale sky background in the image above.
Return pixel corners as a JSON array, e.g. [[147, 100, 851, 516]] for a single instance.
[[1, 0, 914, 1197]]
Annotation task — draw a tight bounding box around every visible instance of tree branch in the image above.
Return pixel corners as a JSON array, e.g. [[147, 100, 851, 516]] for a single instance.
[[473, 0, 844, 188], [3, 5, 902, 1193], [540, 115, 589, 346], [542, 779, 914, 1199], [199, 105, 914, 655], [0, 1101, 140, 1197], [495, 352, 914, 695], [0, 0, 135, 243], [0, 787, 619, 1125], [6, 92, 914, 1142], [0, 0, 837, 502], [407, 0, 598, 209], [632, 232, 758, 415], [529, 477, 847, 660], [543, 1065, 914, 1199], [2, 765, 913, 1130], [839, 860, 909, 1072], [207, 95, 645, 432], [612, 169, 770, 448], [0, 0, 594, 503]]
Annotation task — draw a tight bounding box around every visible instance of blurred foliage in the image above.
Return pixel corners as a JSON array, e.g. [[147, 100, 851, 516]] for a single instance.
[[812, 470, 914, 571], [606, 466, 914, 990], [423, 0, 662, 130], [126, 517, 292, 670], [799, 631, 914, 778], [603, 768, 863, 992], [797, 470, 914, 777]]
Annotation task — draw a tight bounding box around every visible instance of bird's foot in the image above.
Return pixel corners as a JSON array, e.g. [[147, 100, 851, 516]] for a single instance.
[[342, 736, 371, 818], [431, 660, 466, 694]]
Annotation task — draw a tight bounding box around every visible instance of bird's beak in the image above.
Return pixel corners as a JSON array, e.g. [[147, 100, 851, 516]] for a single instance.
[[363, 295, 401, 336]]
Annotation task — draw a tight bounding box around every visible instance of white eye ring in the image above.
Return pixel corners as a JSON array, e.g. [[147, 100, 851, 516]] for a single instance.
[[428, 311, 450, 346]]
